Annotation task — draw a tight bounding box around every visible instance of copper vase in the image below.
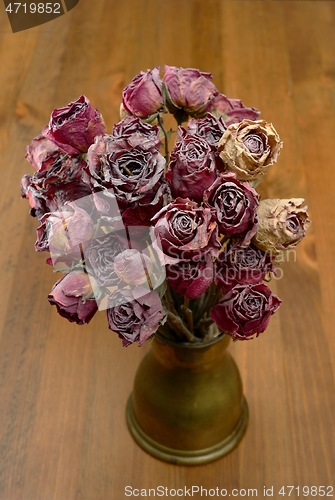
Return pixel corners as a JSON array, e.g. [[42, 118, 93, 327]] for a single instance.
[[126, 332, 248, 465]]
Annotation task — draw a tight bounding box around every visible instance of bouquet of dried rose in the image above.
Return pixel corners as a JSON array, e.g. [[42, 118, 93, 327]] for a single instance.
[[21, 66, 311, 347]]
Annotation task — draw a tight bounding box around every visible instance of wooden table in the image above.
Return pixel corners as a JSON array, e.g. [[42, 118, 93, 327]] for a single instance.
[[0, 1, 334, 498]]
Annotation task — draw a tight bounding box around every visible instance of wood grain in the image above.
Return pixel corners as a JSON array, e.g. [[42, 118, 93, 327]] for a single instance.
[[0, 1, 334, 499]]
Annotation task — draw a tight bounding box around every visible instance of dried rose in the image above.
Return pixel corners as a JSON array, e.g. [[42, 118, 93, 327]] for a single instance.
[[46, 95, 106, 155], [252, 198, 311, 257], [166, 254, 214, 299], [218, 119, 283, 181], [214, 242, 275, 292], [48, 270, 98, 325], [163, 65, 218, 118], [87, 133, 166, 225], [211, 283, 281, 340], [122, 67, 164, 119], [21, 156, 91, 221], [113, 249, 153, 286], [166, 128, 218, 203], [151, 198, 220, 264], [204, 173, 259, 245], [25, 129, 67, 172], [187, 113, 227, 148], [106, 287, 165, 346], [84, 232, 129, 288], [41, 202, 94, 262], [112, 116, 161, 149], [208, 94, 260, 126]]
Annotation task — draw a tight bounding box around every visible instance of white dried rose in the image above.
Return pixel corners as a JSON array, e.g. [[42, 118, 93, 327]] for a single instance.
[[252, 198, 311, 257], [218, 119, 283, 181]]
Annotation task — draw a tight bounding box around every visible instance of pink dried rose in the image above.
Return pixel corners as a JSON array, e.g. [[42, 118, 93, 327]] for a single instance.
[[218, 119, 283, 181], [151, 198, 220, 264], [46, 95, 106, 155], [211, 283, 282, 340], [204, 173, 259, 246], [87, 132, 166, 226], [208, 93, 260, 126], [25, 129, 67, 172], [166, 254, 214, 300], [40, 202, 95, 262], [166, 128, 218, 203], [186, 113, 227, 148], [106, 287, 165, 347], [48, 270, 98, 325], [252, 198, 311, 257], [111, 116, 161, 149], [214, 242, 275, 293], [122, 67, 164, 119], [163, 65, 218, 118], [113, 249, 153, 286]]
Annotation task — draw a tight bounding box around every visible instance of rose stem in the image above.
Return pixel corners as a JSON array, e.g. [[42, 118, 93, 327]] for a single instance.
[[166, 311, 198, 343], [181, 296, 193, 333], [157, 113, 169, 163], [164, 285, 197, 342], [198, 317, 214, 338], [194, 282, 217, 323]]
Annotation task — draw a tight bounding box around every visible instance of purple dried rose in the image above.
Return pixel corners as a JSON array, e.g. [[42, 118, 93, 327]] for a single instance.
[[211, 283, 282, 340], [166, 254, 214, 299], [111, 116, 161, 149], [48, 270, 98, 325], [204, 173, 259, 245], [21, 156, 92, 221], [163, 65, 218, 118], [186, 113, 227, 148], [84, 231, 129, 288], [166, 128, 218, 203], [46, 95, 106, 155], [208, 93, 260, 126], [151, 198, 220, 264], [122, 67, 164, 119], [106, 287, 165, 346], [87, 133, 166, 225], [25, 129, 67, 172], [214, 242, 275, 292]]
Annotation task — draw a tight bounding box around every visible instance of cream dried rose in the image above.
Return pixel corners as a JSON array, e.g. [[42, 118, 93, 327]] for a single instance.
[[218, 119, 283, 181], [252, 198, 311, 257]]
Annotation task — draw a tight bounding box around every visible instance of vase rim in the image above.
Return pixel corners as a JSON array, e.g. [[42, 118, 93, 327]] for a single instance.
[[154, 331, 227, 349]]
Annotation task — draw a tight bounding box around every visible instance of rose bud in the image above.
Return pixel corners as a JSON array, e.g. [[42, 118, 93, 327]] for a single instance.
[[218, 119, 283, 182], [163, 65, 218, 118], [204, 173, 259, 246], [166, 128, 218, 203], [211, 283, 282, 340], [25, 129, 67, 172], [46, 95, 106, 155], [187, 113, 227, 148], [252, 198, 311, 257], [208, 93, 260, 126], [48, 270, 98, 325], [112, 116, 161, 149], [106, 287, 165, 347], [122, 67, 164, 119], [166, 254, 214, 299], [151, 198, 220, 264], [113, 249, 153, 286], [214, 242, 275, 293], [44, 202, 94, 262]]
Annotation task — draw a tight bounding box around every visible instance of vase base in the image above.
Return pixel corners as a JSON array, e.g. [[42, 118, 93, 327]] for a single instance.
[[126, 395, 249, 465]]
